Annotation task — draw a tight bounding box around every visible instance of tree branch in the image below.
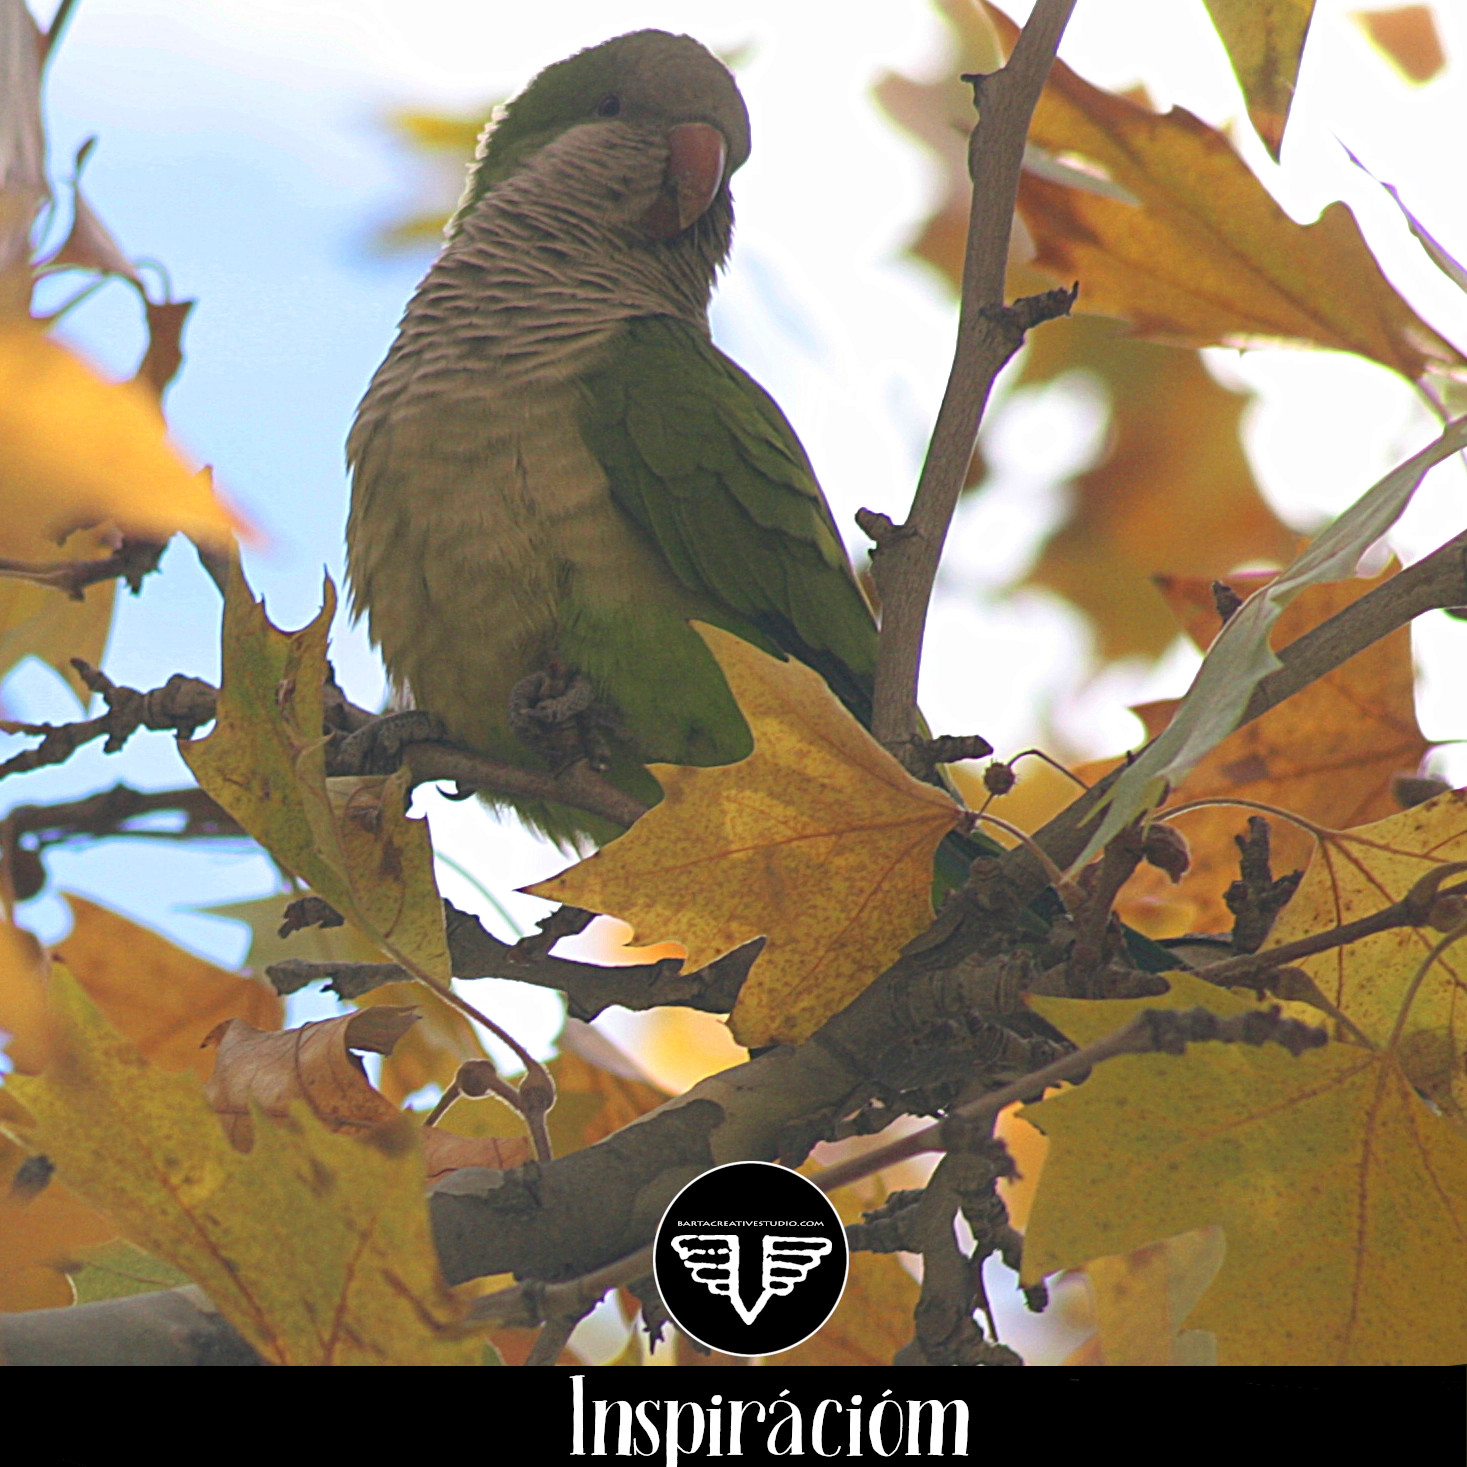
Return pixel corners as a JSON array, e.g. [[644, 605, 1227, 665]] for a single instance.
[[864, 0, 1078, 761], [996, 525, 1467, 901], [0, 536, 166, 598], [266, 902, 761, 1022]]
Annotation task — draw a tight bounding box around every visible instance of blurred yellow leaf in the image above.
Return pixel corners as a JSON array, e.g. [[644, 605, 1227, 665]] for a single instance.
[[985, 6, 1465, 380], [1353, 6, 1447, 83], [874, 0, 1007, 294], [0, 526, 117, 703], [54, 893, 283, 1079], [545, 1026, 668, 1157], [1100, 565, 1430, 937], [1264, 785, 1467, 1116], [8, 969, 480, 1364], [1064, 1226, 1224, 1365], [0, 1130, 116, 1312], [0, 916, 52, 1073], [530, 625, 960, 1048], [1021, 972, 1467, 1364], [0, 326, 241, 555], [1203, 0, 1316, 160], [180, 565, 451, 985], [777, 1178, 919, 1365], [1017, 317, 1298, 661]]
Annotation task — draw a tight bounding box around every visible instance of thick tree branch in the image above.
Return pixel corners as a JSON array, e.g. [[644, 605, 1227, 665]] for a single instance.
[[864, 0, 1078, 761]]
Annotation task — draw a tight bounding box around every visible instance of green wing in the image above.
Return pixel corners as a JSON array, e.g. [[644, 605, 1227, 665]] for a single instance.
[[579, 314, 878, 723]]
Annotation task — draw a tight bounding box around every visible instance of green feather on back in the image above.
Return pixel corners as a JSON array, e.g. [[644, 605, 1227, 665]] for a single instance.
[[580, 315, 880, 726]]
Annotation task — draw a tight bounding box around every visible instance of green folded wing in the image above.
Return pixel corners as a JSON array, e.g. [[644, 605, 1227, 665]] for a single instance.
[[579, 314, 879, 723]]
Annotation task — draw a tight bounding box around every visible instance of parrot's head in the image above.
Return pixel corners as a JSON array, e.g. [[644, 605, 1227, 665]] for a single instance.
[[448, 30, 750, 269]]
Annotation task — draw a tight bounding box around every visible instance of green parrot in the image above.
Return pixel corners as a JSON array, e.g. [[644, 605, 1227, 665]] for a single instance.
[[347, 28, 936, 851], [345, 29, 1183, 985]]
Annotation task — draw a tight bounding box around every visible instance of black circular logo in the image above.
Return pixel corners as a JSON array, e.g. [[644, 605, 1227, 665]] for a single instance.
[[653, 1161, 848, 1357]]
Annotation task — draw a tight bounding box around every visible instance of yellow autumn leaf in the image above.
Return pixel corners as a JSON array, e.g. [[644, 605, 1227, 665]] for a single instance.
[[1263, 786, 1467, 1116], [1016, 316, 1298, 665], [54, 893, 283, 1079], [529, 625, 961, 1048], [1064, 1226, 1224, 1366], [0, 1130, 116, 1312], [7, 969, 480, 1365], [1202, 0, 1316, 160], [0, 916, 53, 1073], [180, 564, 451, 985], [0, 525, 117, 703], [985, 5, 1465, 380], [1019, 972, 1467, 1365], [0, 326, 242, 555]]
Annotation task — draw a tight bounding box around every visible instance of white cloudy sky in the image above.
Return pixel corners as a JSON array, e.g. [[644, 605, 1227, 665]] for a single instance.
[[8, 0, 1467, 1032]]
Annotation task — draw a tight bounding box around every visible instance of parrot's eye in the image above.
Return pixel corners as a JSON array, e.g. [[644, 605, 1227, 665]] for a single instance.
[[595, 93, 622, 117]]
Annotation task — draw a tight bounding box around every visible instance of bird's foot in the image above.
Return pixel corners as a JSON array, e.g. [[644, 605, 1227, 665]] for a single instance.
[[330, 709, 447, 776], [508, 666, 621, 774]]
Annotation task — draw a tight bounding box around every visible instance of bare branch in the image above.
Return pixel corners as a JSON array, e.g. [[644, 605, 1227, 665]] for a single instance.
[[809, 1002, 1327, 1196], [864, 0, 1078, 761], [0, 536, 165, 598], [266, 903, 760, 1022], [998, 526, 1467, 901]]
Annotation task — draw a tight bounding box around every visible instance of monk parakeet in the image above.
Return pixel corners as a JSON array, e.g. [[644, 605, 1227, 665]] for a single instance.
[[347, 29, 920, 850]]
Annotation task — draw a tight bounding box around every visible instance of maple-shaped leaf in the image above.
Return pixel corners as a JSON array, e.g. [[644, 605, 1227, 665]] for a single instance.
[[1016, 316, 1297, 663], [69, 1238, 191, 1306], [1062, 1226, 1224, 1366], [529, 625, 961, 1048], [55, 893, 283, 1078], [181, 564, 451, 986], [984, 4, 1466, 380], [1263, 785, 1467, 1117], [1202, 1, 1316, 161], [0, 326, 242, 556], [1095, 564, 1430, 937], [7, 969, 481, 1364], [1019, 972, 1467, 1365]]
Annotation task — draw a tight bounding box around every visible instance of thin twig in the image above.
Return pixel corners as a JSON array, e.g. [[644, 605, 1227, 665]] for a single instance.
[[996, 526, 1467, 902], [1193, 863, 1467, 988], [810, 1003, 1326, 1194], [266, 906, 760, 1021], [864, 0, 1078, 762], [0, 537, 166, 598]]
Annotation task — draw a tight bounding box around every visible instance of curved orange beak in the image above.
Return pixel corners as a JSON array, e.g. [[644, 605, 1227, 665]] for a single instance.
[[641, 122, 727, 239]]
